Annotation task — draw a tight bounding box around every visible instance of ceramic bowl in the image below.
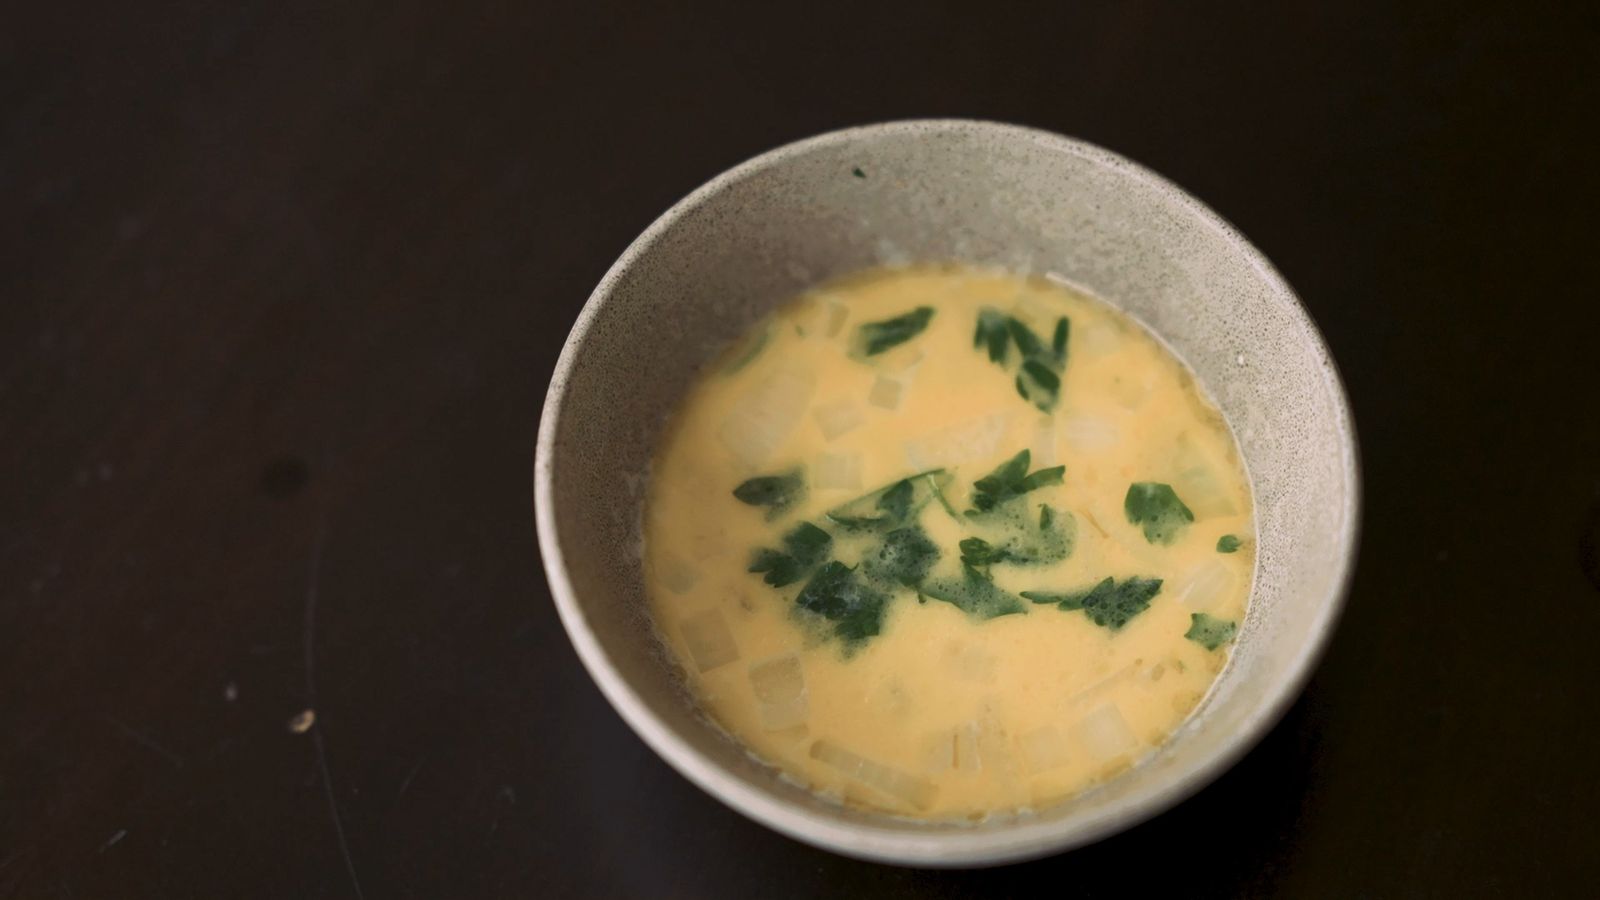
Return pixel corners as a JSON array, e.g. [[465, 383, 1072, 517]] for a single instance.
[[535, 120, 1359, 866]]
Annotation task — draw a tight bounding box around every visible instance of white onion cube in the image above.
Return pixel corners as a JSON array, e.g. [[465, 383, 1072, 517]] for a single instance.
[[1063, 417, 1118, 453], [717, 371, 814, 466], [1107, 374, 1150, 409], [813, 399, 864, 441], [1020, 724, 1072, 773], [904, 414, 1009, 470], [868, 375, 903, 410], [1074, 703, 1138, 762], [655, 553, 698, 593], [1178, 560, 1235, 612], [748, 654, 808, 730], [877, 344, 923, 373], [679, 609, 738, 673], [1080, 320, 1122, 357], [1173, 465, 1238, 517], [810, 740, 937, 809]]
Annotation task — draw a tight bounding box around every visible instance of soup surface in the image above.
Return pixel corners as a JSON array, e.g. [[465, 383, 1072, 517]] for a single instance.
[[644, 265, 1252, 819]]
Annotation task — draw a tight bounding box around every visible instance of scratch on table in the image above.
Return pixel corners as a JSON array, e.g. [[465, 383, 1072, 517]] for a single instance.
[[106, 716, 184, 768], [397, 756, 426, 800], [99, 829, 127, 852], [300, 512, 365, 900]]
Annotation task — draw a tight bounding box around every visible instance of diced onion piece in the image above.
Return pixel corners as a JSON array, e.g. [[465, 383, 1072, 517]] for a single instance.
[[1107, 373, 1151, 409], [1012, 295, 1060, 328], [813, 398, 864, 441], [1074, 703, 1138, 762], [679, 609, 738, 673], [795, 294, 848, 338], [1032, 416, 1058, 466], [1080, 320, 1122, 357], [810, 740, 937, 810], [748, 654, 808, 730], [655, 553, 698, 593], [1172, 465, 1238, 517], [904, 413, 1009, 470], [814, 451, 862, 490], [877, 344, 923, 374], [717, 371, 814, 467], [1177, 560, 1235, 612], [1063, 417, 1119, 453], [953, 722, 981, 774], [1019, 724, 1072, 773], [972, 711, 1019, 780], [822, 298, 848, 337], [867, 375, 903, 410]]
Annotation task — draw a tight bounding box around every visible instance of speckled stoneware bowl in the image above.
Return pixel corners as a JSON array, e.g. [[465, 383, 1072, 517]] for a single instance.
[[535, 120, 1359, 867]]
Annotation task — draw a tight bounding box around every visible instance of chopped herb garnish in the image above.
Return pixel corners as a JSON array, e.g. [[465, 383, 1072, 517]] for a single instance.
[[974, 308, 1010, 363], [853, 306, 935, 357], [1185, 612, 1237, 650], [825, 470, 951, 531], [973, 308, 1070, 411], [795, 561, 890, 644], [922, 563, 1026, 620], [958, 536, 1007, 570], [733, 469, 804, 519], [864, 527, 941, 587], [1124, 482, 1194, 545], [877, 478, 913, 523], [958, 505, 1073, 571], [1022, 576, 1163, 631], [967, 450, 1065, 514], [1216, 534, 1242, 553], [748, 521, 833, 587], [851, 166, 866, 179]]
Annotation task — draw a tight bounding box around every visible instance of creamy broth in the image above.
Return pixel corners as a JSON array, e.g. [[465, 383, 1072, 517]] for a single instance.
[[644, 266, 1253, 820]]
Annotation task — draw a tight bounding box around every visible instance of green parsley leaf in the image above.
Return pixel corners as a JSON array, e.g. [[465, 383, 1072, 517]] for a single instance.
[[795, 561, 890, 644], [921, 563, 1026, 621], [1216, 534, 1242, 553], [825, 470, 951, 531], [864, 527, 941, 587], [967, 450, 1065, 514], [732, 469, 804, 519], [1051, 317, 1069, 362], [747, 521, 833, 587], [851, 166, 866, 179], [974, 308, 1010, 363], [853, 306, 935, 357], [1016, 358, 1061, 412], [958, 536, 1009, 570], [973, 308, 1071, 411], [959, 505, 1074, 571], [1124, 482, 1195, 545], [1185, 612, 1237, 650], [1022, 576, 1163, 631]]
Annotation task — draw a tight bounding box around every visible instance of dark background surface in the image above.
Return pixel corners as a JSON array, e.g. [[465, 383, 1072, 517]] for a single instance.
[[4, 2, 1599, 896]]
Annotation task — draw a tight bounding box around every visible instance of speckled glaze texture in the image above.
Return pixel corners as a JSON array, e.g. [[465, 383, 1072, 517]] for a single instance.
[[535, 120, 1359, 867]]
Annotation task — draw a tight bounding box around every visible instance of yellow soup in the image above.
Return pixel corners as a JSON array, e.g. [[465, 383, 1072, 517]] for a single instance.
[[644, 265, 1253, 820]]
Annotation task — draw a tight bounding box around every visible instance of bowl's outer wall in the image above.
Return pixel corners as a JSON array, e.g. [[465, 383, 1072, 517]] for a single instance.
[[536, 121, 1357, 865]]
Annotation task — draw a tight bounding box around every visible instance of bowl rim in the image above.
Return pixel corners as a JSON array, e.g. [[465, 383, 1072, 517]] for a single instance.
[[534, 118, 1361, 867]]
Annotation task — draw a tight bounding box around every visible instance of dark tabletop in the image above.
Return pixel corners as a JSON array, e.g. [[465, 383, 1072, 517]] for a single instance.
[[4, 2, 1599, 897]]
